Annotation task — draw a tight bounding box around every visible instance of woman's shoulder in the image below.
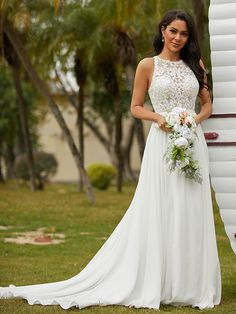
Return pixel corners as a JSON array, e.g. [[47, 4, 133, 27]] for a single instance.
[[137, 57, 154, 73]]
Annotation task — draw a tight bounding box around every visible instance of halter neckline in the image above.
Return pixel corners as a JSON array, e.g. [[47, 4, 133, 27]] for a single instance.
[[156, 55, 183, 63]]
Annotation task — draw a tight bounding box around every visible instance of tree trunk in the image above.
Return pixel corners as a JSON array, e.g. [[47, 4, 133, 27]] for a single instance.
[[3, 30, 37, 190], [4, 143, 16, 179], [102, 60, 124, 192], [77, 86, 84, 191], [12, 67, 37, 191], [56, 62, 134, 181], [116, 31, 146, 161], [16, 113, 26, 155], [54, 72, 115, 161], [133, 117, 145, 159], [123, 120, 137, 181], [0, 151, 5, 183], [192, 0, 204, 50], [74, 55, 86, 192], [3, 20, 95, 203], [113, 96, 123, 192], [84, 117, 110, 152]]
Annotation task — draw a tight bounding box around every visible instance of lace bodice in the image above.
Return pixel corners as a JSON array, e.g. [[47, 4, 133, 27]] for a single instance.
[[148, 55, 199, 114]]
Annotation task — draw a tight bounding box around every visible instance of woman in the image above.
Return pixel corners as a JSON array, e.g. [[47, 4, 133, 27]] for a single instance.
[[0, 10, 221, 310]]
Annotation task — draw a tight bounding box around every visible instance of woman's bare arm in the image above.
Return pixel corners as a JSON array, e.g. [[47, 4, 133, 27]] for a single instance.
[[130, 58, 170, 132], [195, 60, 213, 124]]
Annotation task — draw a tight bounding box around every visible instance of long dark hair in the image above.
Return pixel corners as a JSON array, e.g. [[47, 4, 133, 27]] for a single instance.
[[153, 10, 207, 91]]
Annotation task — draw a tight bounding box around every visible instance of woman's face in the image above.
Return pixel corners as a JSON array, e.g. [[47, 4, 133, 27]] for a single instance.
[[162, 19, 189, 53]]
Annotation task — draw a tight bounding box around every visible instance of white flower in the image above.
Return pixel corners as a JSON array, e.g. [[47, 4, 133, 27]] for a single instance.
[[181, 127, 194, 141], [185, 116, 196, 128], [164, 107, 202, 183], [173, 123, 183, 132], [174, 137, 188, 148], [185, 116, 193, 124], [172, 107, 186, 115], [180, 158, 190, 168], [166, 112, 178, 126]]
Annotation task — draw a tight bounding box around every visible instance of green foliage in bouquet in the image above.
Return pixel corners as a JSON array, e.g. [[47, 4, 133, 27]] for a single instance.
[[181, 159, 202, 184], [87, 164, 116, 190], [170, 146, 185, 162]]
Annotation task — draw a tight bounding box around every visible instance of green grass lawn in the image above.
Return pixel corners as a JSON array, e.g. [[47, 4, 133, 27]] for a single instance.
[[0, 181, 235, 314]]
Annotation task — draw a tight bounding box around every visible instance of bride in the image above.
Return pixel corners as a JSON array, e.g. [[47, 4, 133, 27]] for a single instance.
[[0, 10, 221, 311]]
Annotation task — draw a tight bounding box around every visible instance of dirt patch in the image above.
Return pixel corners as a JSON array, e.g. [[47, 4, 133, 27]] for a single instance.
[[4, 227, 65, 245]]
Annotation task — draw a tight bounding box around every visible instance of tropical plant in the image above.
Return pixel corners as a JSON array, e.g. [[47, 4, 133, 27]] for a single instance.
[[0, 0, 211, 195], [3, 32, 38, 190], [0, 63, 39, 181], [0, 2, 96, 203]]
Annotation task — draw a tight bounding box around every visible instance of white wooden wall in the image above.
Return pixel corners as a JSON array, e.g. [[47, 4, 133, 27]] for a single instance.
[[202, 0, 236, 254]]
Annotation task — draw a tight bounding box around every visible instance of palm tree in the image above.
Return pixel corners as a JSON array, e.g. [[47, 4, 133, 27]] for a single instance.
[[100, 58, 124, 192], [93, 0, 148, 161], [3, 33, 38, 190], [46, 2, 127, 190], [74, 52, 86, 191], [0, 5, 96, 203], [26, 1, 102, 192], [0, 146, 5, 183]]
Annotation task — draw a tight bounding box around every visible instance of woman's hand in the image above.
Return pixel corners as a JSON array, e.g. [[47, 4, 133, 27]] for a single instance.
[[156, 114, 171, 132], [194, 115, 201, 125]]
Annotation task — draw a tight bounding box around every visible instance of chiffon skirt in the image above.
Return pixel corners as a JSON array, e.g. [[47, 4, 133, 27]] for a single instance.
[[0, 123, 221, 310]]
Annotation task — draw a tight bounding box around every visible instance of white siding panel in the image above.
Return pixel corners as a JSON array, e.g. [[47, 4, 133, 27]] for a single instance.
[[210, 34, 236, 51], [225, 226, 236, 242], [224, 226, 236, 254], [209, 3, 236, 19], [211, 51, 236, 66], [211, 0, 236, 4], [212, 82, 236, 97], [211, 177, 236, 192], [202, 117, 236, 130], [209, 0, 236, 255], [216, 129, 236, 141], [208, 146, 236, 161], [231, 242, 236, 253], [220, 209, 236, 224], [209, 18, 236, 35], [215, 193, 236, 209], [212, 98, 236, 113], [212, 66, 236, 82], [210, 161, 236, 177]]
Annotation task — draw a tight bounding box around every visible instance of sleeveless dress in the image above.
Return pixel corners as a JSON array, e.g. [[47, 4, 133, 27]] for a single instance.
[[0, 55, 221, 310]]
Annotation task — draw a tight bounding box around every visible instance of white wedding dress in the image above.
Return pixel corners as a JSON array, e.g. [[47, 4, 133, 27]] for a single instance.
[[0, 55, 221, 310]]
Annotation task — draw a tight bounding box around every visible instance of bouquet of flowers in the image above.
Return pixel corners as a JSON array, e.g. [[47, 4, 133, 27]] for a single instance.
[[161, 107, 202, 184]]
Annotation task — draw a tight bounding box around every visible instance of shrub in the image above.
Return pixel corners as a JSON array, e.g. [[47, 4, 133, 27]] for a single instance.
[[14, 151, 58, 188], [87, 163, 116, 190]]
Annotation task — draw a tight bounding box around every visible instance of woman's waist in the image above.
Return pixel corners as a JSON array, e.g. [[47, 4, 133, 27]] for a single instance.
[[154, 107, 197, 116]]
